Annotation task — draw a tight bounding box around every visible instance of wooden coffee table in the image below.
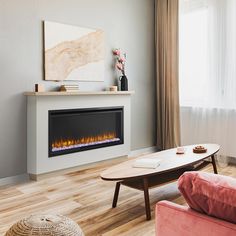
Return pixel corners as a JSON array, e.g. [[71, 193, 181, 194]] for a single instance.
[[100, 144, 220, 220]]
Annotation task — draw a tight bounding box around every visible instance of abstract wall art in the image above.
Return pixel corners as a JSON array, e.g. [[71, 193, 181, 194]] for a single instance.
[[44, 21, 105, 81]]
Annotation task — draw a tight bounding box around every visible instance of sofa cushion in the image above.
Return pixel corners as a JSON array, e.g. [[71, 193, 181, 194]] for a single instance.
[[178, 171, 236, 223]]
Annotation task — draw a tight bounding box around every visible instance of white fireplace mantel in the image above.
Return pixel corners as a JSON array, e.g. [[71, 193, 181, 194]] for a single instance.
[[24, 91, 135, 96], [25, 91, 134, 178]]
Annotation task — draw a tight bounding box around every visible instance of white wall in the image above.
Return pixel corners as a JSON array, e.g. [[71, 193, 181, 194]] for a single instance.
[[0, 0, 156, 178]]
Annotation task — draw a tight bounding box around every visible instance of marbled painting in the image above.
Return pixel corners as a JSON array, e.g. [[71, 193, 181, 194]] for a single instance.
[[44, 21, 105, 81]]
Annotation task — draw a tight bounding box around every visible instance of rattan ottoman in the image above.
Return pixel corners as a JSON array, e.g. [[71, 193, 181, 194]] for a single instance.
[[5, 214, 84, 236]]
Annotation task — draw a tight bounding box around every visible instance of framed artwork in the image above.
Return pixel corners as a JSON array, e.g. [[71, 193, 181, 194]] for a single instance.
[[44, 21, 105, 81]]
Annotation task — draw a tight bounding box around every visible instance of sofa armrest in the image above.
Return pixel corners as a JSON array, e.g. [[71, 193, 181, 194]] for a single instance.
[[155, 201, 236, 236]]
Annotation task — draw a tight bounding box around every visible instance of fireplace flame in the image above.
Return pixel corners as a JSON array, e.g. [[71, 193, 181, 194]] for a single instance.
[[52, 132, 119, 151]]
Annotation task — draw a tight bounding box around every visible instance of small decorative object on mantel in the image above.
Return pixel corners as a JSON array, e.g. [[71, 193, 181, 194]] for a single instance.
[[193, 145, 207, 153], [113, 48, 128, 91], [109, 86, 118, 92], [35, 84, 45, 92], [176, 146, 185, 154], [60, 84, 79, 92]]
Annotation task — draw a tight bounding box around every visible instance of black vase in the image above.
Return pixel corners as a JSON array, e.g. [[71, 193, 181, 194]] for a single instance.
[[120, 75, 128, 91]]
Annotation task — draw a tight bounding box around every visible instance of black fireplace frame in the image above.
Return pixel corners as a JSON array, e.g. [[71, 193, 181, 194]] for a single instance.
[[48, 106, 124, 157]]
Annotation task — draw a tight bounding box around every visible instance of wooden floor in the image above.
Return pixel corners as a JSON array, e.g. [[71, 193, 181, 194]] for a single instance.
[[0, 159, 235, 236]]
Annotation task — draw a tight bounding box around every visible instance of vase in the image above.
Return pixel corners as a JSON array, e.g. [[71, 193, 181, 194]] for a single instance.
[[119, 75, 128, 91]]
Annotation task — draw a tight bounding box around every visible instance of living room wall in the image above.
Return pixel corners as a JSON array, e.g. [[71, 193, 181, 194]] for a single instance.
[[0, 0, 156, 178]]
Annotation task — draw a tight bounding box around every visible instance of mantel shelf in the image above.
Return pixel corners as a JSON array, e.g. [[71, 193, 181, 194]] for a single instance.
[[24, 91, 135, 96]]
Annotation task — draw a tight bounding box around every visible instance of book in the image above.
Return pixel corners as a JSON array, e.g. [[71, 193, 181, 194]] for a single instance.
[[133, 158, 161, 169], [62, 85, 79, 88], [60, 85, 79, 92]]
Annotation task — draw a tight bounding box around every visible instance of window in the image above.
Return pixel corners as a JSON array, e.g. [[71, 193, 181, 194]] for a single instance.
[[179, 0, 236, 109]]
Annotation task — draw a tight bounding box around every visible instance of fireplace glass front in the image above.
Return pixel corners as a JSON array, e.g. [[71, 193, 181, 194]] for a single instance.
[[48, 107, 124, 157]]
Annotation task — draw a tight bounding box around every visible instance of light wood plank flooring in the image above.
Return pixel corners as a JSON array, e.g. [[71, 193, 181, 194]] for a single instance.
[[0, 159, 235, 236]]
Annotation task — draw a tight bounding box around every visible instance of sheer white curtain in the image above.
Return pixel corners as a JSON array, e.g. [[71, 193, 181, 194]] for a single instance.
[[179, 0, 236, 159]]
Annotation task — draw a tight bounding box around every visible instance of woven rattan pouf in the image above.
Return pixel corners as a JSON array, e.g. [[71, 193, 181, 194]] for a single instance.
[[5, 214, 84, 236]]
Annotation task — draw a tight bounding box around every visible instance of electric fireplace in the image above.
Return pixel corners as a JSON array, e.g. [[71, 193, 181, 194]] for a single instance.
[[48, 107, 124, 157]]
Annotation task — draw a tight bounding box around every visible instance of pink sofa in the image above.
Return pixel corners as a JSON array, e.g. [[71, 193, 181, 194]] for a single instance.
[[155, 200, 236, 236], [155, 171, 236, 235]]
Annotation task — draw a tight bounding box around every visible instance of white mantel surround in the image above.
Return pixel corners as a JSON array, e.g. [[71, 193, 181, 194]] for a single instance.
[[25, 91, 134, 177]]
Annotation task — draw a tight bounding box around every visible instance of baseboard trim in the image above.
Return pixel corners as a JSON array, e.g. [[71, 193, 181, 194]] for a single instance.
[[228, 156, 236, 164], [0, 174, 29, 187], [129, 146, 158, 157]]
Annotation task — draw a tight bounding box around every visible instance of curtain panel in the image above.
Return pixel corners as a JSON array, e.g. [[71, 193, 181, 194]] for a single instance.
[[181, 107, 236, 158], [179, 0, 236, 159], [155, 0, 181, 150]]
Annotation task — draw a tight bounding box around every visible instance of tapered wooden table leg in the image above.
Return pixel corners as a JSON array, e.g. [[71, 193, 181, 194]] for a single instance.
[[112, 182, 121, 208], [211, 155, 218, 174], [143, 178, 151, 220]]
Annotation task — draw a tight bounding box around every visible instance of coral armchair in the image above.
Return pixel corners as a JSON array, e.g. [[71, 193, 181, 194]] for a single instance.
[[155, 200, 236, 236]]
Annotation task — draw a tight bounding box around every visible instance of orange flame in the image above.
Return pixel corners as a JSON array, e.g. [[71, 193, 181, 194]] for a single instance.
[[52, 132, 117, 149]]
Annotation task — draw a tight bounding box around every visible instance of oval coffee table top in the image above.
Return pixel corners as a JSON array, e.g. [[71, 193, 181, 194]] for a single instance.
[[100, 143, 220, 181]]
